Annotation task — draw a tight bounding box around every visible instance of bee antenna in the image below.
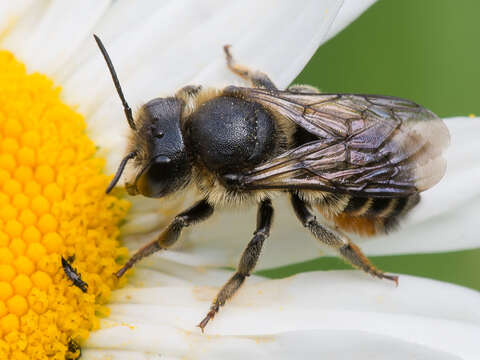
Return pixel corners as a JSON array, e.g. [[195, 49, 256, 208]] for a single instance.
[[106, 151, 137, 194], [93, 34, 136, 131]]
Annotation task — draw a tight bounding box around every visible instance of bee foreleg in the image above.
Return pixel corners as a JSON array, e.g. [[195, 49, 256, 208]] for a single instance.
[[198, 198, 274, 332], [115, 199, 214, 278], [223, 45, 277, 90], [290, 193, 398, 285]]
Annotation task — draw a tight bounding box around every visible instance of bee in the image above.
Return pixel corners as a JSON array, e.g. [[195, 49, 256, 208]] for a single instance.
[[94, 35, 449, 331], [66, 338, 82, 359], [61, 255, 88, 293]]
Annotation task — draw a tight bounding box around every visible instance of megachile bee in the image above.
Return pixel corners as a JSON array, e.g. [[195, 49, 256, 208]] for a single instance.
[[94, 35, 449, 331]]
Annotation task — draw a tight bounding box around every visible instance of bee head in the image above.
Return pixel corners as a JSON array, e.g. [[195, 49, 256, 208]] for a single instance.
[[94, 35, 191, 197], [125, 97, 191, 197]]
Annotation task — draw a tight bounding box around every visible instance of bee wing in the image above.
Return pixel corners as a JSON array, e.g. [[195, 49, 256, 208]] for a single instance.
[[224, 87, 450, 197]]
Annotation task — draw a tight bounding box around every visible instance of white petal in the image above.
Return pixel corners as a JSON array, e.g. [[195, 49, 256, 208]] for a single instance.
[[138, 116, 479, 270], [85, 271, 480, 359], [0, 1, 381, 267], [1, 0, 111, 74], [0, 1, 357, 175], [63, 0, 345, 174], [325, 0, 377, 41], [84, 328, 465, 360], [0, 0, 35, 32]]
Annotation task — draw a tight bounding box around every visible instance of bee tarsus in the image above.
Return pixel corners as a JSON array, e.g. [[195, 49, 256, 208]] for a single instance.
[[223, 44, 277, 90], [114, 199, 214, 278], [198, 198, 273, 332]]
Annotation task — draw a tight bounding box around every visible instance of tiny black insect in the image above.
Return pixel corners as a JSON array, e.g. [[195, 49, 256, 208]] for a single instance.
[[61, 256, 88, 293], [94, 34, 449, 331], [66, 338, 82, 359]]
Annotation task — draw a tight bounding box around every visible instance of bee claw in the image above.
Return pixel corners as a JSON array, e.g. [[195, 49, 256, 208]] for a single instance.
[[223, 44, 236, 68], [383, 273, 399, 287], [198, 310, 216, 333], [196, 323, 205, 334], [223, 44, 232, 57]]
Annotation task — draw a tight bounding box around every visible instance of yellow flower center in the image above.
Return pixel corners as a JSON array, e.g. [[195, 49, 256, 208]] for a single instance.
[[0, 51, 130, 359]]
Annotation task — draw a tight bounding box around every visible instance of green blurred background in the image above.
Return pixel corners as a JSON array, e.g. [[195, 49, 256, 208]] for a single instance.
[[258, 0, 480, 291]]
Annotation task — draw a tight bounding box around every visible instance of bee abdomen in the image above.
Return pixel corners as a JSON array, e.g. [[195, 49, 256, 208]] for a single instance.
[[381, 195, 420, 232], [324, 194, 420, 237]]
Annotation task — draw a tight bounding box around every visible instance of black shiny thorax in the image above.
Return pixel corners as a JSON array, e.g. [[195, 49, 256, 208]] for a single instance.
[[185, 96, 277, 174]]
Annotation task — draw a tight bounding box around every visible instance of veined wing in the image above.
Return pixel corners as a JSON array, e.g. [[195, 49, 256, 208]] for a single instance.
[[223, 87, 450, 197]]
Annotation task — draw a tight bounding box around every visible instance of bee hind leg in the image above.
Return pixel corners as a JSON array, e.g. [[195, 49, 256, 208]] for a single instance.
[[115, 199, 214, 278], [198, 198, 274, 332], [223, 45, 277, 90], [290, 193, 398, 285]]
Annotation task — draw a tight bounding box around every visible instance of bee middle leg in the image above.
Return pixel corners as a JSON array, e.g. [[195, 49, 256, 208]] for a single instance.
[[290, 193, 398, 284], [198, 198, 274, 332], [115, 199, 214, 278], [223, 45, 277, 90]]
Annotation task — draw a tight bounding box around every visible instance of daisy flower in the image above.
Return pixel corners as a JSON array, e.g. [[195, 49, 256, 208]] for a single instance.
[[0, 1, 478, 359]]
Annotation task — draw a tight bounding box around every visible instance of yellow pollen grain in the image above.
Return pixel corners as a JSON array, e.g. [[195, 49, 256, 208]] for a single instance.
[[25, 243, 46, 262], [31, 195, 49, 215], [7, 295, 27, 316], [3, 179, 22, 196], [0, 232, 8, 247], [0, 283, 13, 301], [1, 314, 19, 333], [12, 275, 31, 297], [13, 256, 34, 275], [0, 265, 15, 282], [19, 211, 37, 227], [30, 272, 51, 291], [2, 138, 18, 154], [22, 226, 40, 243], [17, 147, 35, 167], [14, 167, 33, 183], [0, 248, 14, 264], [0, 154, 15, 171], [42, 233, 62, 253], [0, 50, 130, 359], [43, 184, 62, 202], [5, 220, 23, 238], [1, 205, 17, 221], [9, 239, 26, 257], [23, 181, 41, 197], [37, 214, 57, 234], [12, 194, 29, 210]]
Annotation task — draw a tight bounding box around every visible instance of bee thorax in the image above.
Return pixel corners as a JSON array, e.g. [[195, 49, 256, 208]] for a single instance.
[[186, 96, 277, 174]]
